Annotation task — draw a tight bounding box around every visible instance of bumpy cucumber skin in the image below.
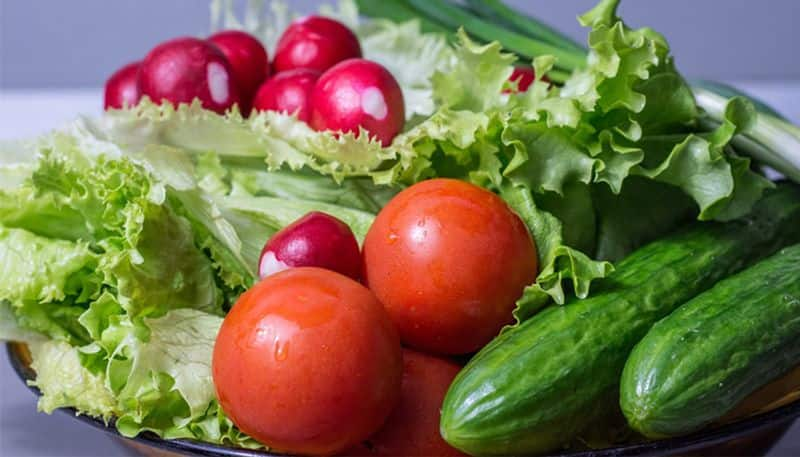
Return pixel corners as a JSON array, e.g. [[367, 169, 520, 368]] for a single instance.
[[440, 185, 800, 456], [621, 244, 800, 438]]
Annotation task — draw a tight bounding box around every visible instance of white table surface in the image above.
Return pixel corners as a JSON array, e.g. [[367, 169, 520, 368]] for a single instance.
[[2, 84, 800, 457]]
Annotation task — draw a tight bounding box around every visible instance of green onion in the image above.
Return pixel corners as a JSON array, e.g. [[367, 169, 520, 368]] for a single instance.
[[692, 79, 787, 120], [463, 0, 587, 54], [354, 0, 453, 36], [401, 0, 586, 71], [694, 87, 800, 183]]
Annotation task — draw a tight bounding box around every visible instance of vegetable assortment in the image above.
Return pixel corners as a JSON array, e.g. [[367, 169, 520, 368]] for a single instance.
[[3, 0, 800, 456]]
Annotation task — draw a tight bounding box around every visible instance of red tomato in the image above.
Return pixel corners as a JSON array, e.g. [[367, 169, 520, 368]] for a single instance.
[[347, 349, 466, 456], [212, 267, 402, 455], [363, 178, 538, 355]]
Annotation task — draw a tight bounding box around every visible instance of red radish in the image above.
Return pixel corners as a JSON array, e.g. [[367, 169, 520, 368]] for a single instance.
[[252, 68, 320, 122], [258, 211, 362, 281], [208, 30, 270, 110], [138, 37, 240, 114], [310, 59, 405, 146], [503, 66, 548, 93], [273, 16, 362, 73], [104, 61, 141, 109]]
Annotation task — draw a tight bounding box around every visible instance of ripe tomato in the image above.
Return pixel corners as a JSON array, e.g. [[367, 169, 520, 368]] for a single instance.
[[348, 349, 466, 456], [363, 178, 538, 354], [212, 267, 403, 455]]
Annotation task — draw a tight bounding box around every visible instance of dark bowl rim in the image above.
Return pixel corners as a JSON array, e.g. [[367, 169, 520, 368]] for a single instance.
[[7, 341, 800, 457]]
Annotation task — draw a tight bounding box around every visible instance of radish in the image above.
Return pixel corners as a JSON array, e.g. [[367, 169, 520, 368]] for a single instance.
[[273, 16, 362, 73], [310, 59, 405, 146], [104, 61, 141, 109], [252, 69, 320, 122], [208, 30, 270, 111], [138, 37, 240, 114], [258, 212, 362, 281], [503, 66, 548, 93]]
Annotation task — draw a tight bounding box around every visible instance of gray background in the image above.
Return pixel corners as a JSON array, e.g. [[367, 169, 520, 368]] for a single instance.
[[1, 0, 800, 89]]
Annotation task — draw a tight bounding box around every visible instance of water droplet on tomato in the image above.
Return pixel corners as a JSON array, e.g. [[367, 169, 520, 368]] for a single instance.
[[274, 338, 289, 361]]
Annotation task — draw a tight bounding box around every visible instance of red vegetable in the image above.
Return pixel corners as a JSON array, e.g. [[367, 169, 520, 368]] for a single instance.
[[138, 37, 240, 114], [274, 16, 362, 73], [363, 178, 539, 355], [503, 66, 548, 93], [103, 61, 141, 109], [212, 267, 402, 455], [252, 68, 321, 122], [310, 59, 405, 146], [258, 211, 362, 281], [348, 349, 466, 456], [208, 30, 270, 110]]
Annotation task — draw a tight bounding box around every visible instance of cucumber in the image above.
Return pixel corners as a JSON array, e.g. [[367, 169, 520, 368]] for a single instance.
[[621, 244, 800, 438], [440, 184, 800, 456]]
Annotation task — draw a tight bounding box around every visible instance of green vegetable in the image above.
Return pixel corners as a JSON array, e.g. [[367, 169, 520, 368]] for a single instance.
[[379, 0, 800, 192], [440, 184, 800, 456], [113, 309, 223, 439], [463, 0, 586, 54], [693, 86, 800, 183], [29, 340, 118, 420], [621, 244, 800, 438], [403, 0, 585, 71]]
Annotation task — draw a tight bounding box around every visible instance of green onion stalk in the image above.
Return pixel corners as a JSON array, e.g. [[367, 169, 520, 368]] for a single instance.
[[356, 0, 800, 183]]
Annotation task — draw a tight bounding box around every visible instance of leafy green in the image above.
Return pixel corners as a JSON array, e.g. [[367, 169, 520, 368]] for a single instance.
[[501, 184, 612, 320], [0, 227, 99, 305], [93, 99, 393, 182], [0, 150, 226, 318], [113, 309, 224, 439], [0, 301, 47, 343], [29, 340, 118, 420]]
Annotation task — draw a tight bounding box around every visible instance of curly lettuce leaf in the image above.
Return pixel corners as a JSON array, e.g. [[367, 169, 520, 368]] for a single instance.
[[0, 301, 47, 343], [29, 340, 117, 420], [501, 184, 612, 321], [633, 97, 773, 221], [17, 153, 222, 316], [92, 100, 392, 182], [431, 29, 514, 113], [196, 152, 399, 213], [0, 227, 101, 344], [112, 309, 223, 439], [0, 227, 99, 305]]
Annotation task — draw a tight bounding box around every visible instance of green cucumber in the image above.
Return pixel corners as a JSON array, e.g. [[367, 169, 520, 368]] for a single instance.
[[621, 244, 800, 438], [440, 184, 800, 456]]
